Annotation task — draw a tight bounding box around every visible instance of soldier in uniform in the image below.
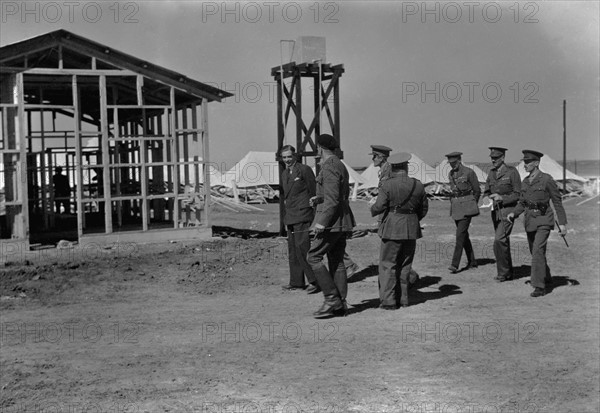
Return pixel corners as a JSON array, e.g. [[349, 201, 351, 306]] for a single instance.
[[484, 147, 522, 282], [370, 145, 393, 185], [446, 152, 481, 273], [507, 150, 567, 297], [371, 153, 428, 309], [279, 145, 320, 293], [307, 134, 356, 318]]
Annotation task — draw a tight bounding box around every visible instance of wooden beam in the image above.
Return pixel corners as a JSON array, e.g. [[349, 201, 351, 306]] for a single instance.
[[170, 87, 179, 228], [201, 99, 211, 227], [16, 73, 29, 240], [72, 75, 84, 239], [141, 107, 148, 231], [99, 75, 112, 233]]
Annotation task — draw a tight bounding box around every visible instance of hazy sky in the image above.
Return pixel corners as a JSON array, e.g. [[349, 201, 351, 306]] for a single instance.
[[1, 0, 598, 169]]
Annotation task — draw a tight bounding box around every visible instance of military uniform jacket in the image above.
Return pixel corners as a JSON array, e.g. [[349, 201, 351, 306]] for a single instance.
[[484, 163, 521, 209], [371, 171, 428, 240], [313, 156, 356, 232], [448, 164, 481, 220], [281, 162, 316, 225], [513, 171, 567, 232]]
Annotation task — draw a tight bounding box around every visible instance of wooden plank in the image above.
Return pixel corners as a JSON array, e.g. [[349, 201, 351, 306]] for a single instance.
[[39, 87, 49, 229], [113, 89, 123, 229], [201, 100, 210, 226], [136, 75, 144, 106], [99, 75, 112, 233], [72, 75, 84, 239], [16, 73, 29, 240], [19, 68, 136, 76], [170, 87, 179, 228], [141, 108, 148, 231], [191, 103, 201, 225]]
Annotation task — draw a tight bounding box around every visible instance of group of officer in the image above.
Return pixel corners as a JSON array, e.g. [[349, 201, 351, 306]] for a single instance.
[[280, 134, 568, 318]]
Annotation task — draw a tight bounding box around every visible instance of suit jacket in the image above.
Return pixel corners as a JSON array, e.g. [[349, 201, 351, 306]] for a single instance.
[[513, 171, 567, 232], [313, 156, 355, 232], [371, 171, 428, 240], [448, 164, 481, 220], [484, 163, 521, 208], [281, 162, 316, 225]]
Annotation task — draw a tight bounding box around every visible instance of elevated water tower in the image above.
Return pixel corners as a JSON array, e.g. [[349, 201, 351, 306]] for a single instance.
[[271, 37, 345, 233]]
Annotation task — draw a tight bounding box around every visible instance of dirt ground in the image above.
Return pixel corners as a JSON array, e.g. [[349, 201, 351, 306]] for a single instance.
[[1, 199, 599, 413]]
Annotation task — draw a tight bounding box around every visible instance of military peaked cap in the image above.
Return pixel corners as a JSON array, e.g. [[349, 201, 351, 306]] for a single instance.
[[522, 150, 544, 162], [445, 151, 463, 160], [488, 147, 507, 157], [388, 152, 412, 166], [369, 145, 393, 157]]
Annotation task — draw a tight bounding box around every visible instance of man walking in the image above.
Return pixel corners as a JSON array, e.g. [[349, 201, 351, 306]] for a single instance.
[[507, 150, 567, 297], [280, 145, 320, 294], [484, 147, 521, 282], [307, 134, 356, 318], [371, 153, 428, 309], [446, 152, 481, 273]]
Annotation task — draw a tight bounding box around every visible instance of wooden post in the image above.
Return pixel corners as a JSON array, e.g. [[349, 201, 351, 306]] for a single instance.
[[72, 75, 84, 239], [201, 99, 211, 226], [99, 75, 112, 233], [170, 87, 179, 228], [563, 99, 566, 192]]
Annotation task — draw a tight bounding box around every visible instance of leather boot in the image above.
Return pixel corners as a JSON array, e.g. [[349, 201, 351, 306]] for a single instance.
[[313, 295, 343, 318]]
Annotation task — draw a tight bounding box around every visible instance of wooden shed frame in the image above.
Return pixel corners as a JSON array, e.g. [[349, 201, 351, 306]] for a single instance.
[[0, 30, 232, 248]]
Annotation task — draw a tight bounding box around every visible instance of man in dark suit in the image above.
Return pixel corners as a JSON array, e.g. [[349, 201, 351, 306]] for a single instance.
[[484, 147, 522, 282], [53, 166, 71, 214], [307, 134, 356, 318], [508, 150, 567, 297], [446, 152, 481, 273], [371, 153, 428, 309], [280, 145, 319, 293]]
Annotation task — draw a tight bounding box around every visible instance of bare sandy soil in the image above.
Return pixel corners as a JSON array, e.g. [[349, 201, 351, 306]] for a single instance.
[[1, 199, 599, 413]]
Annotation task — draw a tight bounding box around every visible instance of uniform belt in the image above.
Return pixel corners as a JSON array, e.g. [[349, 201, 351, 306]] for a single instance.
[[451, 192, 473, 199], [390, 206, 415, 214], [522, 200, 548, 214]]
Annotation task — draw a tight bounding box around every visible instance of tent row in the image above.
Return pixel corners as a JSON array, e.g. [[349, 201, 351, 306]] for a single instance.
[[184, 150, 587, 191]]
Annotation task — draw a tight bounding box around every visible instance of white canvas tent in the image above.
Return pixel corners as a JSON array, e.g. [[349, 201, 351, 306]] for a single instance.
[[359, 153, 436, 189], [222, 151, 279, 189], [310, 160, 365, 185], [516, 155, 588, 183], [176, 158, 225, 186]]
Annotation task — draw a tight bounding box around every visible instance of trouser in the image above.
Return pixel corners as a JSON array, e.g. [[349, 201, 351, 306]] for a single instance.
[[492, 211, 514, 278], [307, 231, 348, 300], [378, 239, 416, 307], [343, 252, 357, 271], [451, 217, 476, 268], [286, 222, 316, 287], [527, 226, 552, 289]]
